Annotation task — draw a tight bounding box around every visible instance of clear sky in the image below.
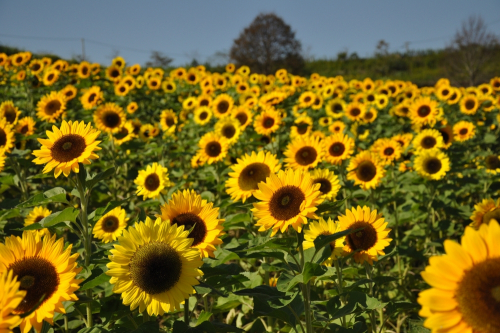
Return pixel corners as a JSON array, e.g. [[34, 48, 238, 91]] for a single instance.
[[1, 0, 499, 66]]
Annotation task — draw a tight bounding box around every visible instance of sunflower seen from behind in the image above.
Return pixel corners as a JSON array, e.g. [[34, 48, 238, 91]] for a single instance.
[[414, 148, 450, 181], [418, 220, 500, 333], [106, 217, 203, 315], [134, 162, 172, 200], [347, 151, 385, 190], [0, 270, 26, 333], [338, 206, 392, 265], [226, 151, 281, 203], [92, 207, 128, 243], [32, 120, 101, 178], [0, 232, 82, 333], [252, 169, 323, 236], [303, 218, 345, 266], [284, 135, 324, 170], [159, 190, 224, 258]]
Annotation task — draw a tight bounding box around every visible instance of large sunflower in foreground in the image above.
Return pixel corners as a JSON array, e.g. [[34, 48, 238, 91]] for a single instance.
[[32, 120, 101, 178], [414, 148, 450, 181], [0, 270, 25, 333], [284, 136, 324, 170], [309, 168, 341, 201], [197, 132, 229, 165], [134, 162, 173, 200], [337, 206, 392, 264], [159, 190, 225, 258], [92, 207, 128, 243], [106, 217, 203, 315], [418, 220, 500, 333], [470, 198, 500, 229], [252, 169, 323, 236], [347, 151, 385, 190], [93, 103, 127, 134], [225, 151, 281, 203], [412, 129, 444, 152], [0, 232, 82, 333], [0, 119, 15, 153], [36, 91, 66, 123], [303, 218, 345, 266], [323, 133, 354, 165]]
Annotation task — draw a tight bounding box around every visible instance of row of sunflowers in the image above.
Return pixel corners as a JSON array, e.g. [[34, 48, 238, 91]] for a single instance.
[[0, 50, 500, 333]]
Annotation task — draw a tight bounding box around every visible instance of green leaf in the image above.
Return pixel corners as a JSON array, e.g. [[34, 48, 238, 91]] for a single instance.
[[302, 262, 328, 283], [87, 167, 116, 189], [313, 227, 360, 252], [130, 321, 159, 333], [79, 272, 111, 291], [23, 207, 79, 229], [77, 326, 109, 333], [196, 310, 213, 325], [484, 133, 496, 143], [17, 187, 69, 208], [88, 198, 129, 222]]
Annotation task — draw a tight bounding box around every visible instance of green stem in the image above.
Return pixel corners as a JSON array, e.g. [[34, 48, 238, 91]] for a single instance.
[[143, 311, 150, 323], [9, 157, 29, 201], [184, 297, 190, 324], [391, 167, 402, 283], [298, 232, 313, 333], [364, 262, 376, 332], [334, 260, 347, 327]]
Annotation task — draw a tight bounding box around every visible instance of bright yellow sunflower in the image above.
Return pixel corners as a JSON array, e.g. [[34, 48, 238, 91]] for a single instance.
[[290, 116, 313, 139], [81, 86, 103, 110], [36, 91, 66, 123], [309, 168, 341, 201], [197, 132, 229, 164], [470, 198, 500, 228], [32, 120, 101, 178], [106, 65, 122, 82], [214, 117, 241, 145], [114, 81, 130, 96], [126, 101, 138, 114], [159, 190, 225, 258], [409, 97, 439, 127], [414, 148, 450, 181], [373, 139, 402, 165], [77, 61, 91, 79], [160, 109, 178, 134], [328, 121, 346, 134], [134, 162, 173, 200], [0, 270, 26, 333], [253, 108, 282, 136], [93, 103, 126, 134], [212, 94, 234, 118], [325, 99, 346, 119], [0, 119, 15, 153], [418, 220, 500, 333], [284, 136, 324, 170], [0, 232, 82, 333], [92, 207, 128, 243], [347, 151, 385, 190], [437, 126, 453, 149], [298, 91, 316, 108], [0, 101, 21, 125], [42, 68, 59, 86], [459, 94, 479, 115], [252, 169, 323, 236], [323, 133, 355, 165], [113, 121, 136, 145], [60, 85, 77, 101], [303, 217, 345, 266], [193, 106, 212, 125], [344, 102, 366, 122], [106, 217, 203, 315], [24, 206, 52, 237], [412, 129, 444, 152], [139, 124, 160, 141], [453, 121, 476, 142], [225, 151, 281, 203], [0, 149, 6, 173], [338, 206, 392, 265]]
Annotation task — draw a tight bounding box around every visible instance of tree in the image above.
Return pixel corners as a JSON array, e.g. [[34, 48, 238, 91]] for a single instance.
[[229, 13, 305, 75], [145, 51, 173, 68], [446, 15, 499, 86]]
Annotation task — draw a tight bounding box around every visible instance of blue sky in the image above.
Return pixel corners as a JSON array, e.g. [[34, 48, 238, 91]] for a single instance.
[[1, 0, 499, 66]]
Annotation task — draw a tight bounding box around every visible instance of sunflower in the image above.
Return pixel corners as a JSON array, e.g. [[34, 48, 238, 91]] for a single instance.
[[0, 149, 6, 173], [197, 132, 229, 165], [231, 106, 253, 129], [134, 162, 172, 200], [375, 139, 402, 165], [470, 198, 500, 228], [36, 91, 66, 123], [212, 94, 234, 118], [13, 117, 35, 136], [347, 151, 385, 190], [412, 129, 444, 152], [393, 101, 412, 118], [309, 168, 341, 201], [362, 107, 377, 123], [226, 151, 281, 203], [160, 109, 178, 133], [193, 106, 212, 125], [290, 116, 313, 138], [114, 81, 129, 96], [77, 61, 91, 79], [418, 220, 500, 333], [32, 120, 101, 178], [459, 94, 479, 115], [93, 103, 126, 134], [81, 86, 103, 110], [214, 117, 241, 145], [391, 133, 413, 150], [28, 59, 44, 75], [147, 77, 161, 90], [435, 84, 452, 101], [484, 154, 500, 175], [42, 68, 59, 86], [338, 206, 392, 264], [60, 85, 77, 101], [92, 207, 128, 243], [284, 136, 324, 170], [303, 218, 345, 266], [253, 108, 282, 136], [0, 119, 15, 153], [0, 231, 82, 333], [126, 101, 138, 114], [106, 217, 203, 315], [139, 124, 160, 141], [113, 121, 136, 145], [24, 206, 52, 237], [414, 148, 450, 181], [158, 190, 224, 258], [323, 133, 355, 165], [344, 102, 366, 122], [0, 101, 20, 125], [0, 270, 26, 333], [298, 91, 316, 108], [437, 126, 453, 149], [325, 99, 346, 119], [252, 169, 323, 236], [453, 121, 476, 142], [328, 121, 346, 134], [106, 65, 122, 81], [409, 97, 439, 126]]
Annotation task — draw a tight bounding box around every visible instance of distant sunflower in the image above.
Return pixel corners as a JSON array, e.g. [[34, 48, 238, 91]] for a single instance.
[[0, 231, 82, 333], [134, 162, 172, 200], [197, 94, 212, 108], [24, 206, 52, 237], [309, 168, 341, 201], [409, 97, 439, 126], [284, 136, 324, 170], [328, 120, 346, 134], [114, 81, 129, 96], [197, 132, 229, 165], [113, 121, 136, 145], [298, 91, 316, 108], [112, 56, 125, 69], [437, 126, 453, 149], [77, 61, 91, 79], [344, 102, 366, 122], [391, 133, 413, 150], [418, 221, 500, 333], [446, 87, 462, 105], [182, 96, 197, 111], [375, 139, 402, 165], [319, 117, 333, 128], [212, 94, 234, 118], [303, 218, 345, 266], [126, 101, 138, 114], [42, 68, 59, 86], [159, 190, 225, 258], [231, 106, 253, 129], [453, 121, 475, 142], [215, 117, 241, 145], [470, 198, 500, 228], [160, 109, 178, 133], [94, 103, 126, 134], [0, 270, 25, 333], [290, 116, 313, 138], [484, 154, 500, 175], [338, 206, 392, 264], [226, 151, 281, 203], [60, 85, 77, 101], [412, 129, 444, 152], [459, 95, 479, 115], [435, 85, 452, 101], [81, 86, 103, 110], [347, 151, 385, 190], [253, 108, 282, 135], [193, 106, 212, 125], [252, 169, 323, 236], [139, 124, 160, 141], [106, 65, 122, 81], [28, 59, 44, 75], [106, 217, 203, 315], [147, 77, 161, 90], [362, 107, 377, 123], [0, 119, 15, 153], [323, 133, 355, 165], [393, 101, 411, 118], [32, 120, 101, 178], [36, 91, 66, 123], [325, 99, 346, 119], [0, 101, 21, 125], [414, 148, 450, 181], [92, 207, 128, 243]]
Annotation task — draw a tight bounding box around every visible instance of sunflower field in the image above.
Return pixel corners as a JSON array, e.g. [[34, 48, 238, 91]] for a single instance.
[[0, 50, 500, 333]]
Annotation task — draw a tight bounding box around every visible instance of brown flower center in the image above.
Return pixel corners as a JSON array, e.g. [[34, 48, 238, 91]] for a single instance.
[[0, 128, 7, 147], [350, 108, 361, 117], [145, 173, 160, 191], [44, 100, 62, 115], [459, 128, 468, 136], [295, 146, 318, 166], [222, 125, 236, 139], [296, 122, 309, 135], [199, 111, 208, 120], [88, 93, 96, 103], [424, 157, 442, 174], [422, 136, 437, 149], [329, 142, 345, 157], [346, 221, 378, 251], [205, 141, 222, 157], [486, 155, 500, 170], [166, 116, 175, 127], [102, 216, 119, 232], [235, 112, 248, 126], [51, 134, 86, 162], [103, 111, 121, 129], [4, 108, 17, 124], [217, 101, 230, 114], [263, 117, 275, 129], [355, 160, 377, 182], [383, 147, 395, 156], [172, 213, 207, 246], [238, 162, 271, 191], [417, 105, 431, 117], [269, 185, 305, 221], [465, 100, 476, 110], [313, 178, 332, 195]]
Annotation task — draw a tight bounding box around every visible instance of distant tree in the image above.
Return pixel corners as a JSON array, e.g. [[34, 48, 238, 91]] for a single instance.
[[375, 40, 389, 57], [229, 13, 305, 75], [446, 15, 499, 86], [374, 40, 390, 76], [145, 51, 173, 68]]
